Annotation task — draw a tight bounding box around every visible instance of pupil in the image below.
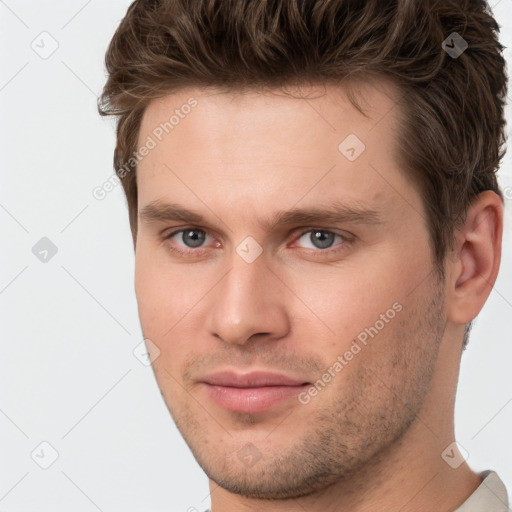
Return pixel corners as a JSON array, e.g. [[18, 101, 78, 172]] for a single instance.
[[311, 230, 334, 249]]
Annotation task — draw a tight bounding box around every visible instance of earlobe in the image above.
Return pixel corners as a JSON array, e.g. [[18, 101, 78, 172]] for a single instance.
[[447, 191, 503, 325]]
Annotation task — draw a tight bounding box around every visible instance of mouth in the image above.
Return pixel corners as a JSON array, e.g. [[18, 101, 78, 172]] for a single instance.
[[202, 383, 311, 413], [200, 370, 311, 413]]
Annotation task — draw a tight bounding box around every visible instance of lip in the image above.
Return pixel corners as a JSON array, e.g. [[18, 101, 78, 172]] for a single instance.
[[200, 370, 309, 388], [202, 383, 310, 413], [200, 371, 310, 413]]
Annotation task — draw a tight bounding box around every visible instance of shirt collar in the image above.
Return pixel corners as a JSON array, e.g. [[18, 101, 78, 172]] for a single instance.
[[453, 470, 510, 512]]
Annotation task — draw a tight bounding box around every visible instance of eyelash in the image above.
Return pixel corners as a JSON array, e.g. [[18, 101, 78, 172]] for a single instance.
[[162, 227, 352, 258]]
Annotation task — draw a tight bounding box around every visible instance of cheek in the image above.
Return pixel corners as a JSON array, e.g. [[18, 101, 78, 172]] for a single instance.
[[134, 243, 181, 337], [287, 262, 407, 342], [134, 242, 213, 364], [135, 241, 189, 311]]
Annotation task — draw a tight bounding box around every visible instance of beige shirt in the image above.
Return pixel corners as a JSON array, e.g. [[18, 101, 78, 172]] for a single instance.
[[203, 469, 510, 512], [454, 470, 510, 512]]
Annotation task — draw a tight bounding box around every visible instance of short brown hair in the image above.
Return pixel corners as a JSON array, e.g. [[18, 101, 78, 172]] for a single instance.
[[98, 0, 508, 348]]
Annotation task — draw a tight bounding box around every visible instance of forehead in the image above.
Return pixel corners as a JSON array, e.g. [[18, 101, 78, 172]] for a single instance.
[[138, 78, 402, 152], [135, 79, 412, 222]]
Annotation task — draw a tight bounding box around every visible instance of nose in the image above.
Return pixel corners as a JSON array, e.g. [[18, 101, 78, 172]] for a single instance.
[[205, 245, 290, 346]]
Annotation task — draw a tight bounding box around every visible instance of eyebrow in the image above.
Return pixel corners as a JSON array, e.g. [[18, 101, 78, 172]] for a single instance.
[[139, 199, 385, 230]]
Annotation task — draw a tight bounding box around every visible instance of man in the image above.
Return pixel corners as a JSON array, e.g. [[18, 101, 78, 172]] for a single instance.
[[98, 0, 510, 510]]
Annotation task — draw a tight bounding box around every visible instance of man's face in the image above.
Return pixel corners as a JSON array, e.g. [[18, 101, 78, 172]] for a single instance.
[[134, 81, 447, 498]]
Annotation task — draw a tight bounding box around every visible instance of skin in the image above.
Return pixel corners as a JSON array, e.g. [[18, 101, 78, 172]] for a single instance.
[[133, 79, 503, 512]]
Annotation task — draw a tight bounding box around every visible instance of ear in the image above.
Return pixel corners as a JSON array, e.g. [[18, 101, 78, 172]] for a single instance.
[[445, 190, 503, 325]]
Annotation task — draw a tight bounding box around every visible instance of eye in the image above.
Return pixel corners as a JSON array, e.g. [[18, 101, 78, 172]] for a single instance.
[[165, 228, 213, 251], [163, 226, 351, 258], [294, 229, 347, 250]]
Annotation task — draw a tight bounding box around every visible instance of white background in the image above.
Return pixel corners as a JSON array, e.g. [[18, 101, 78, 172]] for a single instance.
[[1, 1, 511, 511]]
